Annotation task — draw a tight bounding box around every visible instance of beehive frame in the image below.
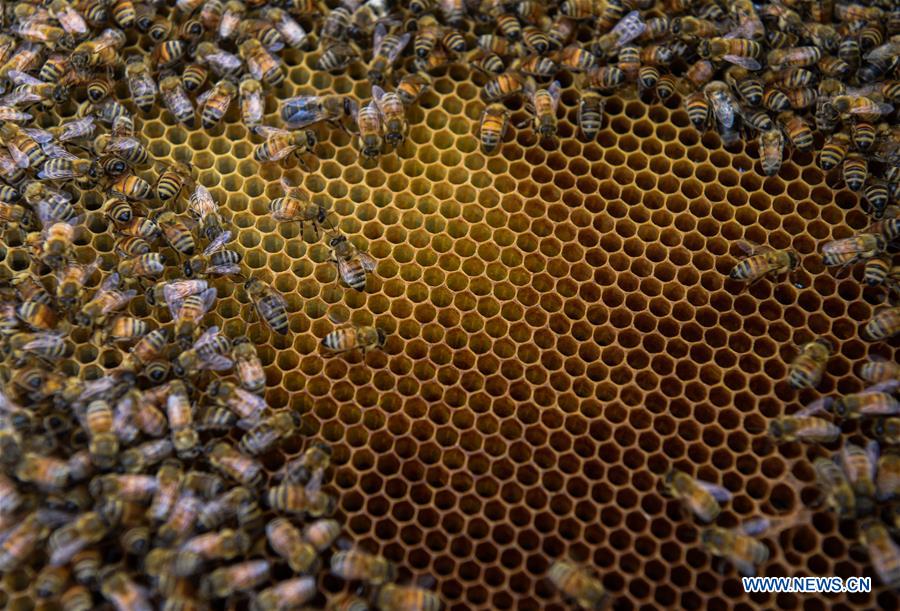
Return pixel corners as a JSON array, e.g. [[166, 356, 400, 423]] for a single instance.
[[0, 5, 898, 611]]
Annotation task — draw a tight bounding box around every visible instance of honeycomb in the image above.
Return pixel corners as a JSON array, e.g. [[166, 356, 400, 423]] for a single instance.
[[1, 4, 899, 611]]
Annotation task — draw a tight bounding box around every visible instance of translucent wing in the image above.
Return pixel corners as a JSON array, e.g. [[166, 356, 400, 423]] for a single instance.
[[848, 100, 894, 115], [203, 230, 232, 256], [208, 51, 243, 73], [697, 480, 732, 503], [736, 240, 772, 255], [36, 201, 75, 225], [723, 55, 762, 71], [192, 325, 222, 351], [42, 142, 78, 160], [205, 264, 242, 276], [76, 377, 118, 403], [22, 127, 53, 144], [385, 33, 412, 64], [373, 22, 387, 51], [328, 304, 351, 325], [863, 380, 900, 395], [55, 117, 96, 141], [131, 74, 157, 99], [101, 272, 122, 292], [200, 352, 234, 371], [0, 106, 32, 122], [187, 287, 218, 318], [255, 125, 292, 139], [196, 88, 213, 107], [258, 287, 288, 314], [7, 141, 32, 169], [866, 440, 880, 482], [547, 81, 561, 112], [358, 252, 377, 272], [8, 70, 46, 88], [611, 11, 646, 46], [22, 333, 67, 351], [101, 290, 137, 315], [104, 136, 144, 155], [0, 90, 43, 107], [794, 396, 833, 417]]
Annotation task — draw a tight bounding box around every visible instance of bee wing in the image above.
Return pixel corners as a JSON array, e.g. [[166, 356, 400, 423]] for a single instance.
[[723, 55, 761, 71], [42, 142, 79, 160], [736, 240, 771, 255], [866, 440, 880, 480], [611, 10, 646, 46], [208, 51, 243, 74], [205, 263, 243, 276], [22, 127, 53, 144], [724, 22, 757, 40], [358, 252, 377, 272], [371, 84, 386, 110], [373, 21, 387, 51], [111, 115, 134, 138], [7, 70, 45, 88], [22, 334, 66, 351], [199, 353, 234, 371], [255, 125, 291, 139], [101, 271, 122, 292], [104, 137, 144, 155], [57, 117, 96, 141], [35, 201, 71, 225], [202, 230, 233, 256], [196, 287, 218, 315], [696, 480, 732, 503], [849, 101, 894, 115], [0, 106, 32, 122], [794, 396, 833, 417], [196, 88, 213, 108], [327, 304, 351, 325], [192, 325, 222, 351], [863, 380, 900, 395], [7, 142, 32, 169], [103, 290, 137, 314], [547, 81, 562, 112], [77, 377, 118, 402], [0, 90, 43, 107], [387, 33, 412, 63], [740, 517, 771, 537]]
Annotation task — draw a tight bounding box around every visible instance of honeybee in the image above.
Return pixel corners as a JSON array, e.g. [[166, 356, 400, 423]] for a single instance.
[[160, 74, 196, 127], [162, 379, 198, 459], [547, 560, 609, 610], [757, 129, 784, 177], [860, 357, 900, 383], [0, 42, 43, 82], [861, 519, 900, 588], [122, 55, 157, 114], [254, 125, 317, 167], [828, 94, 894, 118], [577, 93, 604, 141], [101, 315, 153, 344], [396, 73, 431, 106], [146, 460, 183, 522], [661, 469, 731, 523], [156, 161, 193, 202], [266, 518, 319, 573], [158, 490, 205, 545], [35, 564, 71, 599], [276, 442, 332, 489], [767, 46, 823, 69], [864, 181, 891, 219], [267, 483, 336, 516], [767, 416, 841, 443], [12, 16, 74, 50], [701, 527, 769, 577], [197, 486, 252, 530], [818, 131, 851, 170], [240, 411, 300, 456], [117, 253, 166, 281], [728, 241, 801, 287], [372, 86, 407, 148], [331, 549, 397, 585], [240, 37, 284, 87], [821, 233, 885, 269], [209, 441, 264, 488], [254, 576, 317, 611], [232, 336, 265, 393], [10, 331, 70, 363], [188, 183, 226, 241], [327, 229, 377, 291], [322, 306, 387, 356], [193, 41, 243, 78], [181, 63, 209, 94], [0, 201, 35, 232], [866, 306, 900, 341], [556, 45, 596, 73], [173, 325, 233, 379], [703, 81, 740, 130], [376, 584, 443, 611], [75, 272, 137, 326], [0, 513, 47, 572], [368, 24, 411, 86], [172, 288, 217, 348], [1, 122, 49, 169], [317, 42, 359, 73], [82, 399, 118, 468], [840, 441, 879, 502], [37, 214, 83, 269], [185, 232, 242, 279], [261, 7, 310, 50], [233, 76, 264, 131], [303, 518, 342, 552], [697, 37, 762, 70], [355, 101, 383, 162], [218, 0, 246, 40], [842, 153, 868, 192], [522, 79, 561, 140], [16, 453, 71, 492], [94, 133, 150, 169], [207, 379, 267, 426], [246, 277, 290, 335], [788, 339, 831, 390], [71, 28, 126, 69], [198, 78, 236, 129], [120, 438, 174, 473], [877, 453, 900, 501]]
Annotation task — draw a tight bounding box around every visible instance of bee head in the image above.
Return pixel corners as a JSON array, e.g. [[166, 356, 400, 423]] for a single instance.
[[172, 360, 186, 377], [183, 261, 196, 277], [768, 420, 783, 440], [815, 338, 833, 352], [376, 328, 388, 347], [787, 250, 800, 270], [145, 361, 170, 383]]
